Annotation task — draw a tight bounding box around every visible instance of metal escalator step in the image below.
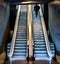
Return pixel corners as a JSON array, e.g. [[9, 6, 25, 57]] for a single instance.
[[34, 41, 45, 44], [17, 27, 26, 29], [17, 28, 27, 30], [7, 43, 11, 54], [15, 40, 26, 43], [7, 50, 10, 53], [51, 51, 55, 57], [33, 25, 42, 27], [15, 41, 26, 46], [34, 40, 45, 42], [50, 43, 55, 56], [34, 34, 44, 37], [17, 31, 27, 33], [7, 46, 11, 49], [18, 25, 27, 27], [7, 43, 11, 46], [34, 33, 44, 37], [34, 38, 44, 40], [17, 28, 27, 31], [13, 53, 26, 56], [13, 54, 26, 57], [15, 42, 27, 44], [12, 56, 26, 60], [34, 50, 47, 54], [51, 50, 55, 53], [17, 35, 27, 37], [17, 33, 27, 35], [34, 36, 44, 39], [15, 44, 26, 47], [51, 51, 55, 56], [16, 33, 27, 35], [16, 39, 27, 41], [7, 46, 10, 49], [50, 46, 55, 51], [33, 27, 42, 29], [34, 47, 46, 50], [17, 32, 27, 33], [14, 50, 26, 53], [18, 26, 27, 27], [35, 57, 48, 60], [16, 37, 27, 39], [34, 34, 44, 36], [34, 31, 44, 37], [34, 44, 45, 46], [33, 31, 43, 33], [50, 44, 54, 47], [34, 54, 47, 57], [14, 47, 26, 50], [17, 34, 27, 36], [17, 30, 27, 32], [17, 31, 26, 34], [7, 43, 10, 46], [34, 37, 44, 39], [7, 46, 26, 49], [14, 47, 26, 48], [17, 27, 27, 29], [18, 24, 27, 26], [34, 35, 44, 37], [16, 36, 27, 39], [18, 25, 26, 27], [7, 47, 10, 51], [33, 28, 42, 30], [33, 29, 43, 31], [34, 45, 46, 49], [18, 26, 26, 27], [50, 48, 54, 50]]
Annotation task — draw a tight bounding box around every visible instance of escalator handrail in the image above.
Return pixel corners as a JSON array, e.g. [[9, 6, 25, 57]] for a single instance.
[[39, 5, 52, 58], [26, 5, 29, 58], [27, 5, 33, 57], [8, 5, 21, 57]]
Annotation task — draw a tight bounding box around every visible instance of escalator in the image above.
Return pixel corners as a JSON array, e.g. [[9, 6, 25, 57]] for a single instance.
[[32, 5, 55, 60], [12, 5, 27, 60], [7, 5, 28, 61]]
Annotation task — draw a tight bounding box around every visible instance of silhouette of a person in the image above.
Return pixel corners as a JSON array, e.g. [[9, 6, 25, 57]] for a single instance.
[[34, 4, 40, 17]]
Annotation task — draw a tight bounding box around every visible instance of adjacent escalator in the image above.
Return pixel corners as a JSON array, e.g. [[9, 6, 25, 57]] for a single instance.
[[32, 5, 55, 60], [7, 5, 28, 60]]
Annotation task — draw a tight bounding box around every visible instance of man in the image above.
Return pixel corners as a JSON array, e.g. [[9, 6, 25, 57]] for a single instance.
[[34, 4, 40, 17]]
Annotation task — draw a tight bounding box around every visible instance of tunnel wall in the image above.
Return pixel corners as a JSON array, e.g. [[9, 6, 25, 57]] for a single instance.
[[48, 4, 60, 52], [0, 5, 10, 53]]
